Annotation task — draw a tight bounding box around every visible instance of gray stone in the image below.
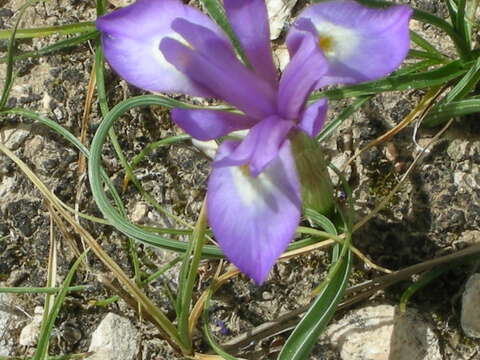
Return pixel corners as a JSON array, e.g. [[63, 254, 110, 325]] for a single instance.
[[0, 293, 20, 356], [461, 274, 480, 338], [326, 304, 441, 360], [87, 313, 139, 360], [1, 127, 30, 150]]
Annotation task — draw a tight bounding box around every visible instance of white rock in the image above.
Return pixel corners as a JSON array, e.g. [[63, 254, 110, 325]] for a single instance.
[[87, 313, 139, 360], [273, 44, 290, 72], [461, 274, 480, 338], [267, 0, 298, 40], [130, 202, 149, 224], [19, 306, 44, 347], [326, 304, 441, 360], [0, 127, 30, 150]]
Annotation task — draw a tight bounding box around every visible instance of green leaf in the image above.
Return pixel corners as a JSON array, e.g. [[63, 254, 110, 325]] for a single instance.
[[0, 21, 95, 40], [278, 243, 352, 360], [311, 60, 469, 101], [32, 252, 88, 360], [422, 98, 480, 127], [0, 32, 98, 63]]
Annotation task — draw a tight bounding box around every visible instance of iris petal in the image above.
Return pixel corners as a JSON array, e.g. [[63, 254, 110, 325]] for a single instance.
[[96, 0, 225, 96], [161, 19, 276, 119], [214, 115, 295, 176], [286, 0, 412, 86], [171, 109, 257, 141], [298, 98, 328, 137], [277, 33, 327, 120], [207, 140, 301, 284], [224, 0, 278, 86]]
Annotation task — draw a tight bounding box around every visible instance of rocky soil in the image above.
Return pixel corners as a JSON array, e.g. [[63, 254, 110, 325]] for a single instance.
[[0, 0, 480, 359]]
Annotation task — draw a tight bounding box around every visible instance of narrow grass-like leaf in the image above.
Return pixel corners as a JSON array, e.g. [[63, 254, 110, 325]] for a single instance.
[[177, 202, 208, 352], [409, 31, 446, 59], [0, 286, 86, 294], [423, 98, 480, 127], [202, 287, 242, 360], [399, 264, 456, 312], [456, 0, 471, 50], [311, 60, 468, 101], [0, 31, 97, 63], [32, 251, 88, 360], [278, 244, 352, 360], [0, 22, 95, 40], [0, 4, 26, 109], [315, 96, 371, 142], [443, 56, 480, 103]]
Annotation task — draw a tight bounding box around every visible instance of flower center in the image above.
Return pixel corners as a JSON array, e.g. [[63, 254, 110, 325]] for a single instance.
[[318, 36, 333, 54]]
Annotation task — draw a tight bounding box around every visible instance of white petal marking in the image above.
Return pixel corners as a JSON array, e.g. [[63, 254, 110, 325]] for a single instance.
[[314, 21, 360, 61]]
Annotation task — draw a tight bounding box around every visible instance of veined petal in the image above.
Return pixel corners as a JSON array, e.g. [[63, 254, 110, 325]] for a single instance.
[[224, 0, 278, 86], [298, 98, 328, 137], [171, 108, 257, 141], [207, 140, 301, 284], [96, 0, 225, 96], [214, 115, 295, 176], [161, 19, 276, 119], [287, 0, 412, 86], [277, 33, 328, 120]]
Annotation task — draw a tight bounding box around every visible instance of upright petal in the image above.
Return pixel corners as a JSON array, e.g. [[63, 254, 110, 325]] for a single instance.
[[224, 0, 278, 86], [171, 108, 257, 141], [286, 0, 412, 86], [298, 98, 328, 137], [214, 115, 295, 176], [277, 33, 328, 120], [207, 140, 301, 284], [161, 19, 276, 119], [96, 0, 226, 96]]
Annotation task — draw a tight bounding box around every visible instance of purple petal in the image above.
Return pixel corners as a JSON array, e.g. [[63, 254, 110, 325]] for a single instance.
[[298, 98, 328, 137], [96, 0, 226, 96], [277, 33, 328, 120], [161, 19, 276, 119], [171, 108, 257, 141], [214, 115, 295, 176], [287, 1, 412, 86], [207, 140, 301, 284], [224, 0, 278, 86]]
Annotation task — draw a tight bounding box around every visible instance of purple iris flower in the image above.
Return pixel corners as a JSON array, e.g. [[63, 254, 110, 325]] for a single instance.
[[96, 0, 412, 284]]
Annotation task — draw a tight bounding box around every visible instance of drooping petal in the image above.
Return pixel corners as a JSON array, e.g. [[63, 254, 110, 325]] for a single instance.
[[277, 33, 328, 120], [171, 108, 257, 141], [161, 19, 276, 119], [297, 98, 328, 137], [96, 0, 226, 96], [286, 0, 412, 86], [207, 140, 301, 284], [214, 115, 295, 176], [224, 0, 278, 86]]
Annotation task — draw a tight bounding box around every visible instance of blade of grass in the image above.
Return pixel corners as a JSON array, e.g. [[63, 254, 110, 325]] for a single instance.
[[177, 201, 209, 353], [0, 22, 95, 40], [32, 251, 88, 360], [0, 31, 98, 63]]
